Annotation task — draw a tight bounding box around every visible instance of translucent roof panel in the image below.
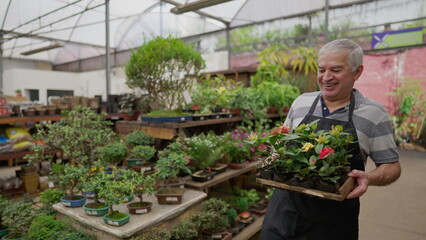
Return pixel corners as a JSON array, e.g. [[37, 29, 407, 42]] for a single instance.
[[1, 0, 423, 65]]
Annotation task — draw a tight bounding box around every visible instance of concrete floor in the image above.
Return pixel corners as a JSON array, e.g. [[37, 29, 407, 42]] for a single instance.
[[359, 149, 426, 240]]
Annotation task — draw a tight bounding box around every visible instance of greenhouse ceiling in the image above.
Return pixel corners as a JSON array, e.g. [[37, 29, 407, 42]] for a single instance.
[[0, 0, 423, 65]]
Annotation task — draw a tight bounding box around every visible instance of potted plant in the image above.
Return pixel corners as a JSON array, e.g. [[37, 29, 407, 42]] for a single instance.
[[124, 130, 154, 147], [185, 133, 223, 182], [126, 172, 156, 214], [141, 109, 193, 123], [81, 165, 110, 216], [38, 188, 65, 215], [190, 79, 219, 119], [24, 106, 117, 167], [125, 36, 206, 111], [1, 200, 41, 239], [190, 198, 232, 239], [154, 150, 191, 204], [233, 188, 259, 225], [128, 145, 156, 172], [170, 221, 199, 240], [251, 120, 355, 198], [225, 208, 245, 236], [221, 129, 252, 169], [97, 168, 134, 226], [119, 93, 150, 121], [49, 163, 87, 207], [98, 142, 129, 169]]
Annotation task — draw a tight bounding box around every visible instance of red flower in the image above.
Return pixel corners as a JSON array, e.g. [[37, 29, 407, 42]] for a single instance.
[[319, 146, 335, 159], [271, 125, 291, 135]]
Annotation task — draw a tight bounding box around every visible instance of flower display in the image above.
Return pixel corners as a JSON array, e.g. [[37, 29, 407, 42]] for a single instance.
[[250, 120, 355, 191]]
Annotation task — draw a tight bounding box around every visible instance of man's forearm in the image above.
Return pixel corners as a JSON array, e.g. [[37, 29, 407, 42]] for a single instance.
[[368, 161, 401, 186]]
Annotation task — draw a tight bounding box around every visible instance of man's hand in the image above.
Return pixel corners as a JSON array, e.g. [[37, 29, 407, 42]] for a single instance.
[[346, 170, 369, 199], [346, 161, 401, 199]]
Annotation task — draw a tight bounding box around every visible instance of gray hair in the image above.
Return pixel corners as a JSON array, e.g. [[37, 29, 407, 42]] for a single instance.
[[318, 38, 363, 72]]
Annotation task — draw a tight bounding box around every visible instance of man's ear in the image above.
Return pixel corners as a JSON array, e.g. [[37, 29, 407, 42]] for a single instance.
[[354, 65, 364, 81]]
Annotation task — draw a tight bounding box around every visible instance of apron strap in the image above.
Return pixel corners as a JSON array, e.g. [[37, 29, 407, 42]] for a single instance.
[[308, 91, 356, 121]]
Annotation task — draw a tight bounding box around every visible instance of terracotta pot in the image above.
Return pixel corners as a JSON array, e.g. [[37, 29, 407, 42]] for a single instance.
[[127, 201, 153, 214], [155, 188, 185, 204], [121, 111, 140, 121]]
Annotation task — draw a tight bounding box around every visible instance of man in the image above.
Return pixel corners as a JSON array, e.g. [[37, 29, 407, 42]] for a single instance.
[[261, 38, 401, 240]]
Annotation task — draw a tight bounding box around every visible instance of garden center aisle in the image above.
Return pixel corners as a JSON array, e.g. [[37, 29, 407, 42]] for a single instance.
[[359, 149, 426, 240]]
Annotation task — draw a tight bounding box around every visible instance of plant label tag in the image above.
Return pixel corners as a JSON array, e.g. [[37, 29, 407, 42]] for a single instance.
[[183, 90, 192, 104], [141, 167, 152, 171], [136, 161, 142, 165], [166, 197, 178, 202], [62, 202, 71, 206], [136, 209, 148, 214], [108, 220, 119, 226], [212, 234, 222, 239], [48, 181, 54, 188], [87, 211, 96, 215], [180, 117, 185, 121]]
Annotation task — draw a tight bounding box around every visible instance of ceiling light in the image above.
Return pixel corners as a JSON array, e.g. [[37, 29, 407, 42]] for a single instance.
[[171, 0, 232, 14], [20, 43, 63, 56]]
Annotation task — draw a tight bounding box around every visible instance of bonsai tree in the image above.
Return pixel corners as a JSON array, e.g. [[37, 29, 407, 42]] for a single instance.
[[130, 145, 156, 164], [125, 130, 154, 147], [126, 171, 156, 212], [190, 198, 230, 237], [97, 168, 134, 222], [1, 200, 41, 239], [24, 106, 117, 166], [234, 188, 260, 215], [125, 36, 206, 111], [154, 151, 191, 188], [80, 162, 108, 205], [98, 142, 129, 167], [50, 163, 87, 199], [170, 221, 199, 240]]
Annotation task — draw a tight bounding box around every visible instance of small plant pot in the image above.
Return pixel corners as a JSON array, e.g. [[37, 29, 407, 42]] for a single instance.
[[211, 163, 228, 174], [155, 188, 185, 204], [141, 115, 192, 123], [227, 221, 246, 236], [132, 163, 154, 172], [22, 109, 35, 116], [267, 106, 278, 114], [236, 211, 254, 226], [1, 233, 24, 240], [228, 161, 248, 169], [103, 212, 130, 227], [21, 165, 37, 173], [219, 112, 234, 118], [83, 202, 109, 216], [192, 114, 210, 121], [82, 191, 96, 199], [209, 113, 221, 119], [60, 195, 86, 207], [191, 170, 215, 182], [126, 158, 143, 167], [121, 111, 140, 121], [127, 201, 153, 214]]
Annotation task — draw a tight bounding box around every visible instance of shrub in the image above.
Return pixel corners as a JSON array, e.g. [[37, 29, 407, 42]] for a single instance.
[[99, 142, 129, 167], [125, 130, 154, 147], [39, 188, 65, 204]]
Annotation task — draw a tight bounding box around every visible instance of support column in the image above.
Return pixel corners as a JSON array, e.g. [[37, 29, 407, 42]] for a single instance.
[[0, 31, 3, 91], [226, 24, 230, 70], [105, 0, 111, 101], [324, 0, 330, 42]]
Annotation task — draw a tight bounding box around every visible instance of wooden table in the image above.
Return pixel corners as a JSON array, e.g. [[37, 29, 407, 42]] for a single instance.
[[53, 189, 207, 240], [185, 160, 261, 193], [234, 215, 264, 240]]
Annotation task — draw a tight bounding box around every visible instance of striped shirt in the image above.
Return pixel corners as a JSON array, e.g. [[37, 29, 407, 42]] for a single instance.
[[284, 89, 399, 165]]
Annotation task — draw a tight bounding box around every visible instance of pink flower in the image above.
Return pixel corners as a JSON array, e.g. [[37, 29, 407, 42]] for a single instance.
[[319, 146, 335, 159]]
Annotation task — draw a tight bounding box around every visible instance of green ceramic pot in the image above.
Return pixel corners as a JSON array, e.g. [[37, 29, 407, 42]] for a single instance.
[[83, 202, 109, 216], [103, 212, 130, 226]]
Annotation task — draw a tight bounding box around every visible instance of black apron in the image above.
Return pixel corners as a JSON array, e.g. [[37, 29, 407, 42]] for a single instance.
[[261, 92, 364, 240]]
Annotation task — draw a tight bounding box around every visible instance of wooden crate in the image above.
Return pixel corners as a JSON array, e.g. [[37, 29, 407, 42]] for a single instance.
[[256, 176, 355, 201]]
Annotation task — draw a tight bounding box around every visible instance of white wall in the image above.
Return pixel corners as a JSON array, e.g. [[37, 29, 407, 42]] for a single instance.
[[4, 67, 132, 104]]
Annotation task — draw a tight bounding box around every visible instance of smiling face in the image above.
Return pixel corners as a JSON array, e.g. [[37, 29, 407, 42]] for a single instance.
[[317, 51, 363, 104]]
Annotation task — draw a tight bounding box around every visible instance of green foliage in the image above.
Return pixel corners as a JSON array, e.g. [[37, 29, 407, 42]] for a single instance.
[[97, 168, 135, 213], [130, 230, 170, 240], [26, 215, 64, 240], [24, 106, 117, 166], [144, 109, 189, 117], [170, 221, 199, 240], [253, 120, 354, 184], [130, 145, 156, 162], [125, 130, 154, 147], [52, 163, 87, 196], [265, 188, 275, 201], [2, 200, 41, 235], [80, 162, 108, 204], [234, 188, 260, 212], [125, 171, 156, 203], [220, 130, 252, 164], [98, 142, 129, 167], [185, 133, 223, 170], [190, 78, 220, 114], [154, 151, 191, 187], [252, 81, 300, 109], [190, 198, 230, 234], [125, 36, 206, 111], [39, 188, 65, 204], [226, 208, 238, 225]]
